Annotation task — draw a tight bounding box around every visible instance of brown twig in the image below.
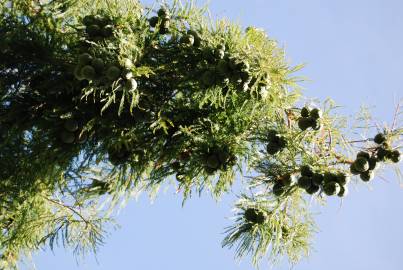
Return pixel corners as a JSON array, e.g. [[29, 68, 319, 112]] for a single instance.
[[333, 154, 354, 164], [43, 196, 90, 227], [346, 139, 372, 144]]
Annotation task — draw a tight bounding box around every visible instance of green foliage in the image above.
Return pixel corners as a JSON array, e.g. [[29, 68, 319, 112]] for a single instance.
[[222, 194, 315, 265], [0, 0, 401, 269]]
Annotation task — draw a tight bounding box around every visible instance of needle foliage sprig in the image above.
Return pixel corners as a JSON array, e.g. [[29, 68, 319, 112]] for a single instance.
[[0, 0, 401, 268]]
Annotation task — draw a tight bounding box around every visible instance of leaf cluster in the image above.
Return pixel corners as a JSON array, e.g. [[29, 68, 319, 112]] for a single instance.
[[0, 0, 401, 269]]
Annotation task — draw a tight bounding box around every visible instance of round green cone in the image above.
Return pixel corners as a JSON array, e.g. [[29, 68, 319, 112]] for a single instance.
[[323, 181, 341, 196]]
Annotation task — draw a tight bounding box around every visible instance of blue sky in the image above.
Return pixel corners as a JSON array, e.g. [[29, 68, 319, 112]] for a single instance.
[[26, 0, 403, 269]]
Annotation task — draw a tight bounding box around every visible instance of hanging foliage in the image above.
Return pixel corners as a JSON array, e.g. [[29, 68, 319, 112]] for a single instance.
[[0, 0, 401, 268]]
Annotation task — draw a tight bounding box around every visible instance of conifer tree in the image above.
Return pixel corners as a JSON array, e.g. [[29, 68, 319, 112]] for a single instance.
[[0, 0, 401, 268]]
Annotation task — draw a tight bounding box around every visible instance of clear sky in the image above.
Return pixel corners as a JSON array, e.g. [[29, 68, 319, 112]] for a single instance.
[[25, 0, 403, 269]]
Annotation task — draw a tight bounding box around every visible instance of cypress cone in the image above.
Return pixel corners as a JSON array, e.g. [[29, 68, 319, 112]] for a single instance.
[[360, 170, 375, 182], [273, 182, 286, 197], [301, 107, 310, 117], [323, 181, 341, 196], [353, 157, 370, 173], [374, 133, 386, 144], [244, 208, 266, 225]]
